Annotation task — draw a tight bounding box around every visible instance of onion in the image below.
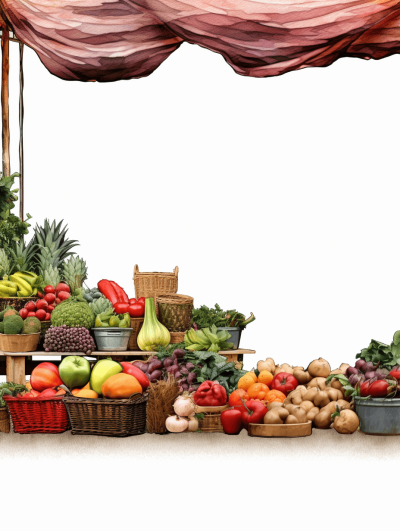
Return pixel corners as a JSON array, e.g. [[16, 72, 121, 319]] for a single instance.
[[174, 396, 195, 417], [165, 415, 189, 433], [188, 415, 199, 432]]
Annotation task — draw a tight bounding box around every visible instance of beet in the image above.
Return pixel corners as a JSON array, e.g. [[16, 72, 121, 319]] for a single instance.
[[365, 371, 376, 380], [173, 349, 186, 359], [132, 361, 149, 373], [148, 370, 162, 382], [346, 367, 358, 377], [363, 362, 374, 373], [355, 359, 366, 372], [180, 367, 189, 375], [163, 358, 174, 368]]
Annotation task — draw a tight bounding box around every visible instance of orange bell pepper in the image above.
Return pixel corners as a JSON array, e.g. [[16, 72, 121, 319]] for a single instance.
[[247, 382, 269, 400], [229, 389, 249, 412], [264, 389, 286, 403]]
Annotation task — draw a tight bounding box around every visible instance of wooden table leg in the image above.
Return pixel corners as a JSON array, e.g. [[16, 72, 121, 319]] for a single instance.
[[6, 356, 26, 384]]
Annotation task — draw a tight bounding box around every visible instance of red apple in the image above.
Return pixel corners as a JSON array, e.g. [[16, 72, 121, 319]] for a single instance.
[[47, 305, 55, 313], [44, 313, 51, 321], [44, 293, 56, 304], [27, 311, 36, 317], [36, 299, 48, 311], [58, 291, 71, 301], [44, 285, 56, 294], [35, 309, 46, 321], [19, 308, 29, 319], [25, 301, 36, 312], [55, 283, 70, 294]]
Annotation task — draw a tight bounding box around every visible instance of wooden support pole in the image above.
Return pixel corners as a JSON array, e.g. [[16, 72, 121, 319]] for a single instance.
[[19, 43, 24, 221], [1, 25, 10, 177]]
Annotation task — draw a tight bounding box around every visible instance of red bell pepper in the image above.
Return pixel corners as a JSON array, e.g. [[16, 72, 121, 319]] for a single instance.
[[98, 280, 119, 305], [110, 281, 129, 303], [270, 372, 298, 396], [128, 301, 145, 318], [389, 370, 400, 380], [193, 380, 227, 406], [241, 399, 268, 430], [121, 362, 150, 391], [221, 408, 243, 435], [114, 302, 131, 314]]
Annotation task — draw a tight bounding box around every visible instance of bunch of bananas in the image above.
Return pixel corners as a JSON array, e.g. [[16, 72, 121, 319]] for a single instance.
[[184, 325, 234, 353], [0, 271, 42, 298]]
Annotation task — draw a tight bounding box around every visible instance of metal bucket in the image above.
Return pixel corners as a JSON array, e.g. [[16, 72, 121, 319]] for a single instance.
[[217, 327, 242, 349], [92, 328, 133, 351], [355, 397, 400, 435]]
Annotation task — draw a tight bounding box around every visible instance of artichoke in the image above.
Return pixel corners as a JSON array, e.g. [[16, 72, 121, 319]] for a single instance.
[[51, 297, 95, 330]]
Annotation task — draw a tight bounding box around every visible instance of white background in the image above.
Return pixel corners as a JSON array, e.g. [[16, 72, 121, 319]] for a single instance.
[[1, 40, 400, 529]]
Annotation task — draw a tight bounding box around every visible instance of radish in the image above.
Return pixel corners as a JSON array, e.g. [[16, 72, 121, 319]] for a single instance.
[[56, 283, 70, 294], [44, 293, 56, 304], [44, 313, 51, 321], [58, 291, 71, 301], [19, 308, 29, 319], [47, 305, 55, 313], [25, 301, 36, 312], [36, 299, 48, 311], [35, 309, 46, 321], [27, 311, 36, 318], [44, 285, 56, 294]]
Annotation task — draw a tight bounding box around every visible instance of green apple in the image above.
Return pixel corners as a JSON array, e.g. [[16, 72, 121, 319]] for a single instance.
[[90, 359, 122, 395], [59, 356, 91, 390]]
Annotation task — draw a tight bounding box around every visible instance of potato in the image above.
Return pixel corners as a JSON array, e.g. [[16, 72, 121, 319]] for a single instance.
[[293, 369, 312, 385], [308, 358, 331, 378], [313, 408, 333, 429], [313, 390, 331, 408], [326, 388, 343, 401], [284, 388, 306, 406], [288, 406, 307, 423], [299, 400, 315, 413], [303, 387, 319, 403], [257, 358, 275, 374], [333, 410, 359, 434], [328, 378, 344, 393], [284, 403, 296, 414], [337, 399, 350, 410], [307, 407, 320, 422], [339, 363, 350, 374], [292, 366, 304, 372], [330, 369, 343, 375], [285, 415, 299, 424], [321, 401, 339, 415], [307, 377, 327, 390], [267, 401, 284, 411], [264, 408, 288, 424], [274, 364, 293, 376]]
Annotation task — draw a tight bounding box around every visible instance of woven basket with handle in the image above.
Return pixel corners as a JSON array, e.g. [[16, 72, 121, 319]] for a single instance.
[[156, 294, 193, 332], [133, 265, 179, 300], [0, 297, 38, 312], [63, 392, 148, 437]]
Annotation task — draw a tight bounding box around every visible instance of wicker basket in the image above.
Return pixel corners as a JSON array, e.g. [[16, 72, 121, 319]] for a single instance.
[[0, 297, 38, 312], [128, 317, 144, 350], [63, 392, 148, 437], [169, 331, 187, 344], [195, 404, 229, 433], [133, 265, 178, 300], [4, 395, 70, 434], [0, 406, 10, 433], [0, 333, 40, 353], [156, 294, 193, 332]]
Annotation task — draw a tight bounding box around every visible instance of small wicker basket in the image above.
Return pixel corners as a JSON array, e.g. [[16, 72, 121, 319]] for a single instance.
[[156, 294, 193, 332], [63, 392, 148, 437], [0, 297, 38, 313], [128, 317, 144, 350], [169, 331, 187, 344], [133, 265, 179, 300], [0, 332, 40, 353], [195, 404, 229, 433]]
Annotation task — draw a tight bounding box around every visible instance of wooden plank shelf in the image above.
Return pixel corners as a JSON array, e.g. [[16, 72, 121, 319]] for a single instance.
[[0, 349, 256, 384]]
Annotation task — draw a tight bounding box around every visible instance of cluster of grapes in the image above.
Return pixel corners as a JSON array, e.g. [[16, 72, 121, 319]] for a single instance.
[[44, 325, 96, 354]]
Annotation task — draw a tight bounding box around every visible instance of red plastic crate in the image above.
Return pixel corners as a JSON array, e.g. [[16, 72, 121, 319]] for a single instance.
[[4, 395, 70, 434]]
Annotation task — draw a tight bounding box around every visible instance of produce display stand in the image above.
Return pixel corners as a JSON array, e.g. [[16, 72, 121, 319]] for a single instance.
[[0, 348, 255, 385]]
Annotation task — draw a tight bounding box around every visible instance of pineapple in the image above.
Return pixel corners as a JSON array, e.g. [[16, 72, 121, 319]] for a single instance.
[[9, 240, 36, 272], [62, 256, 88, 292], [0, 249, 10, 278], [28, 219, 78, 280], [42, 264, 61, 288]]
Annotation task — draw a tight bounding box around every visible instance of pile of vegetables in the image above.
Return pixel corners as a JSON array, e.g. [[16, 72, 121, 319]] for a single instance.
[[192, 304, 255, 329], [94, 307, 131, 328], [0, 307, 41, 335], [98, 279, 145, 318], [184, 325, 234, 353], [165, 394, 199, 433]]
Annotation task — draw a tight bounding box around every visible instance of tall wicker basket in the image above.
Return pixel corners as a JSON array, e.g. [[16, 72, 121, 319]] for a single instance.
[[133, 265, 179, 300], [156, 294, 193, 332]]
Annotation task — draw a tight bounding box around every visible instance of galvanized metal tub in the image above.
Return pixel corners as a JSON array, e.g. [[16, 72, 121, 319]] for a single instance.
[[355, 397, 400, 435], [92, 328, 132, 351], [217, 327, 242, 349]]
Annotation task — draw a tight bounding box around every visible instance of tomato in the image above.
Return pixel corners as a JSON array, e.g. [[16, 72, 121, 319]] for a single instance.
[[35, 309, 47, 321], [27, 311, 36, 317], [270, 372, 298, 396], [44, 285, 56, 294], [128, 298, 137, 305], [58, 291, 71, 301], [114, 302, 130, 314], [56, 283, 70, 294], [47, 305, 55, 313], [25, 301, 36, 312], [128, 302, 145, 317], [45, 313, 51, 321], [19, 308, 29, 319], [390, 370, 400, 380], [44, 293, 56, 304], [36, 299, 48, 311]]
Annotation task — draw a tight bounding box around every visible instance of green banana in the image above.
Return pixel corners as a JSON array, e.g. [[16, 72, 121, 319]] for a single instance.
[[186, 343, 205, 351], [187, 328, 201, 344], [194, 329, 211, 345], [9, 275, 33, 296], [32, 288, 38, 296], [202, 327, 219, 344]]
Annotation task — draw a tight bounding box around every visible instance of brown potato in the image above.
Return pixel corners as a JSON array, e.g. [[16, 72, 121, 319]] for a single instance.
[[267, 401, 284, 411], [293, 369, 312, 384], [308, 358, 331, 378], [257, 358, 275, 374], [299, 400, 315, 413], [307, 407, 320, 422], [314, 408, 333, 429], [339, 363, 350, 374], [284, 387, 307, 406], [307, 377, 327, 390], [333, 410, 359, 434], [337, 399, 351, 411], [330, 369, 343, 375], [264, 408, 289, 424], [292, 366, 304, 372], [328, 378, 344, 393], [313, 391, 331, 408], [284, 403, 296, 414], [280, 363, 294, 374], [288, 406, 307, 423], [326, 388, 343, 401], [321, 401, 339, 415], [303, 387, 319, 403], [285, 415, 299, 424]]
